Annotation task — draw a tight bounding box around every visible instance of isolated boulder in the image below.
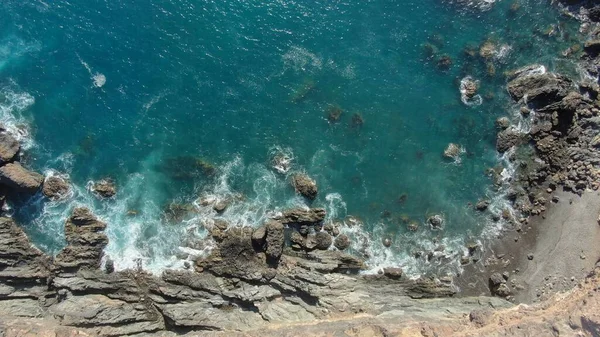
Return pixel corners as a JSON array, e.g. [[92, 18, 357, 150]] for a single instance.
[[42, 175, 70, 200]]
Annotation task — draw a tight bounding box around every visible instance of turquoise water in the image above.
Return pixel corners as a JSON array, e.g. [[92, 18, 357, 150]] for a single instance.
[[0, 0, 579, 275]]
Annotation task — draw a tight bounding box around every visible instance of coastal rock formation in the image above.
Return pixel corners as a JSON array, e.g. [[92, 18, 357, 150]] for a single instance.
[[0, 162, 44, 194], [0, 204, 525, 336], [91, 179, 117, 198], [292, 173, 318, 200], [42, 175, 70, 200], [0, 132, 20, 164], [54, 207, 108, 272]]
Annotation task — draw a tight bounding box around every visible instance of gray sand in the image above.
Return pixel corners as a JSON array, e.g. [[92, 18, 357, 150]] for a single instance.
[[458, 190, 600, 303]]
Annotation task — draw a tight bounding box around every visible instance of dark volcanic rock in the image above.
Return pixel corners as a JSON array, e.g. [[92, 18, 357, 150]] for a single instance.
[[0, 162, 44, 194], [42, 175, 70, 200], [54, 207, 108, 272], [0, 132, 20, 164], [292, 173, 318, 200]]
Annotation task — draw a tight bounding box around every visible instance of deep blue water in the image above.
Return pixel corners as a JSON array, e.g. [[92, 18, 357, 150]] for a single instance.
[[0, 0, 580, 275]]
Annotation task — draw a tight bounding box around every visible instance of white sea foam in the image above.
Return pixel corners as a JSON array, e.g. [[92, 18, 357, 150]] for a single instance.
[[77, 54, 106, 88], [459, 76, 483, 106], [281, 46, 323, 73], [0, 86, 36, 150]]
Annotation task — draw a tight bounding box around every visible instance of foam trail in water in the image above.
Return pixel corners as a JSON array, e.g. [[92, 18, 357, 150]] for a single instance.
[[0, 86, 35, 149], [76, 53, 106, 88]]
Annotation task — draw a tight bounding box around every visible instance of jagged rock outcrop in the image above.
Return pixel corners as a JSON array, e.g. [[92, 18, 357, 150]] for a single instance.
[[291, 173, 318, 200], [42, 175, 70, 200], [91, 179, 117, 198], [54, 207, 108, 272], [0, 162, 44, 194]]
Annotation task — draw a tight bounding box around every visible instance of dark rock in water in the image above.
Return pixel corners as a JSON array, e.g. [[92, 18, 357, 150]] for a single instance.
[[0, 162, 44, 194], [42, 175, 70, 200], [326, 105, 343, 123], [383, 267, 403, 280], [213, 199, 230, 213], [496, 129, 523, 153], [584, 40, 600, 57], [0, 132, 20, 164], [428, 214, 444, 229], [351, 112, 364, 128], [265, 220, 284, 263], [437, 54, 452, 70], [54, 207, 108, 272], [91, 179, 117, 198], [334, 234, 351, 250], [323, 221, 341, 236], [496, 117, 510, 129], [314, 231, 332, 250], [475, 199, 490, 211], [292, 173, 318, 200], [382, 237, 392, 247], [277, 208, 326, 226]]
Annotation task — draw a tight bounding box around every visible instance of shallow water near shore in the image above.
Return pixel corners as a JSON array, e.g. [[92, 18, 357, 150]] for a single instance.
[[0, 0, 582, 275]]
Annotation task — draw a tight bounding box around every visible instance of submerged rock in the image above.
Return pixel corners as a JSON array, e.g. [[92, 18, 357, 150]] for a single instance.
[[42, 175, 70, 200], [292, 173, 318, 200], [91, 179, 117, 198], [326, 105, 343, 123], [0, 132, 20, 164], [443, 143, 463, 160], [0, 162, 44, 194]]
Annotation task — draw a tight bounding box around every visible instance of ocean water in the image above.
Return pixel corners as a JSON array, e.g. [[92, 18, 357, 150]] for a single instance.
[[0, 0, 580, 276]]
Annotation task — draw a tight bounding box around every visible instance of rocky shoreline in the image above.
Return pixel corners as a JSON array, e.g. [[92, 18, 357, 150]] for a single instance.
[[2, 1, 600, 336]]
